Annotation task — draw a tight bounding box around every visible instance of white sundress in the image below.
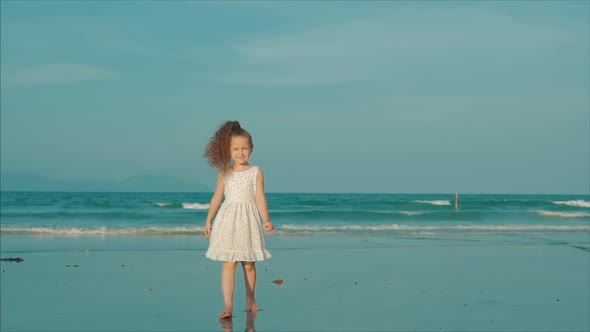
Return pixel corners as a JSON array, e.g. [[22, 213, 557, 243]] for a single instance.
[[206, 166, 272, 262]]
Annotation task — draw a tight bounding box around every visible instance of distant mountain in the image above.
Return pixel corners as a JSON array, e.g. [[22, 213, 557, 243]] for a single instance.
[[0, 173, 211, 192]]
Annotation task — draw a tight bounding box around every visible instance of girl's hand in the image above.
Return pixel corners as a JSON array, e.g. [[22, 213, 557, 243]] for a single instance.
[[204, 222, 212, 237], [263, 221, 274, 233]]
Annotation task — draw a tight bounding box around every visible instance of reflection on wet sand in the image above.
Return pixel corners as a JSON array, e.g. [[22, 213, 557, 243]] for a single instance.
[[219, 311, 258, 332], [245, 311, 257, 332]]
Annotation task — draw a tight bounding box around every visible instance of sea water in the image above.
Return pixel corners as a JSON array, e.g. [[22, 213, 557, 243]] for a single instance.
[[1, 192, 589, 240]]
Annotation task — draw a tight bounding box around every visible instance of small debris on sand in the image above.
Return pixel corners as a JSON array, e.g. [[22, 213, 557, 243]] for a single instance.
[[0, 257, 24, 263], [272, 278, 284, 285]]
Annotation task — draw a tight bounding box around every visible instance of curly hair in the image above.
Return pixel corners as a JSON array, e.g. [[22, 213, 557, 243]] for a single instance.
[[203, 121, 254, 171]]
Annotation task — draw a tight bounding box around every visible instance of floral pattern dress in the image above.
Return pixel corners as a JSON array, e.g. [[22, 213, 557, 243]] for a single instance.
[[206, 166, 272, 262]]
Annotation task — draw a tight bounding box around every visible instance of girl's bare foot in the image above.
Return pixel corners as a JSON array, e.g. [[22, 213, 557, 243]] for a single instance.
[[219, 312, 232, 319], [245, 303, 259, 312]]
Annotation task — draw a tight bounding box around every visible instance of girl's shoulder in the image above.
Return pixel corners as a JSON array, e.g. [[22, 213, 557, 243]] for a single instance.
[[226, 165, 260, 174], [245, 165, 261, 176], [247, 165, 261, 176], [242, 165, 260, 172], [251, 165, 265, 174]]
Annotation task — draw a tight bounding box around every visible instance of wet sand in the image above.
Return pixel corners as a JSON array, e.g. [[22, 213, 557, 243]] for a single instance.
[[1, 234, 589, 331]]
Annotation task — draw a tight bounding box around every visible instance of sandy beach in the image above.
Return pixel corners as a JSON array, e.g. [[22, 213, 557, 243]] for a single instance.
[[1, 234, 589, 331]]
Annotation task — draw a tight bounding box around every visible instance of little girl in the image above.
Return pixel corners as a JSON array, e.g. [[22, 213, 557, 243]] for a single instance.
[[203, 120, 274, 320]]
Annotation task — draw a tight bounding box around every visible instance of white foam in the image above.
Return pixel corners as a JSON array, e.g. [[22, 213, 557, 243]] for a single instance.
[[155, 202, 172, 207], [0, 226, 204, 236], [413, 200, 451, 206], [367, 210, 424, 216], [182, 203, 210, 210], [533, 210, 590, 218], [400, 211, 425, 216], [552, 200, 590, 208], [279, 224, 590, 232], [2, 223, 588, 237]]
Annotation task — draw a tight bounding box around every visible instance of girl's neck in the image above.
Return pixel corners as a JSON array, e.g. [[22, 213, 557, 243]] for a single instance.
[[231, 163, 251, 172]]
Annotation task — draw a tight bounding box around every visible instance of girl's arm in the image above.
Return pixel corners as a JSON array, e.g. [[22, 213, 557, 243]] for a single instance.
[[255, 169, 274, 233], [204, 172, 225, 237]]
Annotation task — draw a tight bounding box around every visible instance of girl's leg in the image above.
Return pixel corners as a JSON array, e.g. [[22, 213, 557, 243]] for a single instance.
[[221, 261, 238, 317], [241, 262, 259, 312]]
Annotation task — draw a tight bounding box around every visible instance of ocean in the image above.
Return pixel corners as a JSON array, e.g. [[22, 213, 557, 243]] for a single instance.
[[2, 191, 589, 331], [1, 191, 589, 238]]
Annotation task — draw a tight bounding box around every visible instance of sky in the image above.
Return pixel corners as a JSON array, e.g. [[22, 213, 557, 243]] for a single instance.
[[1, 1, 589, 194]]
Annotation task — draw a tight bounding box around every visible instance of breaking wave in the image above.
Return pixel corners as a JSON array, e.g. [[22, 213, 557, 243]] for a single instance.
[[552, 200, 590, 208], [3, 224, 587, 237]]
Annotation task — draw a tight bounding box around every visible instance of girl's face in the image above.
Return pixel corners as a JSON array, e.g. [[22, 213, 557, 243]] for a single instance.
[[229, 135, 252, 166]]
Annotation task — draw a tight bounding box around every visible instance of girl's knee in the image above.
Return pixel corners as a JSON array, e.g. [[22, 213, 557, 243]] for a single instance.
[[241, 262, 256, 271], [223, 261, 238, 270]]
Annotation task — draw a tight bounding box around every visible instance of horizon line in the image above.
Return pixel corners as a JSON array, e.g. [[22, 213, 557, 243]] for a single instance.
[[1, 190, 588, 196]]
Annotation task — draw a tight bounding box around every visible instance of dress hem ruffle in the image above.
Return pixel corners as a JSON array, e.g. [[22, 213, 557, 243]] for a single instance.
[[206, 248, 272, 262]]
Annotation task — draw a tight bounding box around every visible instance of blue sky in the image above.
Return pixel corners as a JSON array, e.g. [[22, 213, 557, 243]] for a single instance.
[[1, 1, 589, 194]]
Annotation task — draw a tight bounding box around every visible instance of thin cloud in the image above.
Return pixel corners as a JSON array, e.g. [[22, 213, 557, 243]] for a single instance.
[[3, 63, 121, 87], [218, 62, 375, 86], [84, 29, 188, 61], [224, 7, 579, 86], [236, 9, 576, 62]]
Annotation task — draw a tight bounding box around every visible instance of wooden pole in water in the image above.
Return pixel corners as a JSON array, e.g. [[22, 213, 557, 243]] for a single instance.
[[455, 193, 459, 211]]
